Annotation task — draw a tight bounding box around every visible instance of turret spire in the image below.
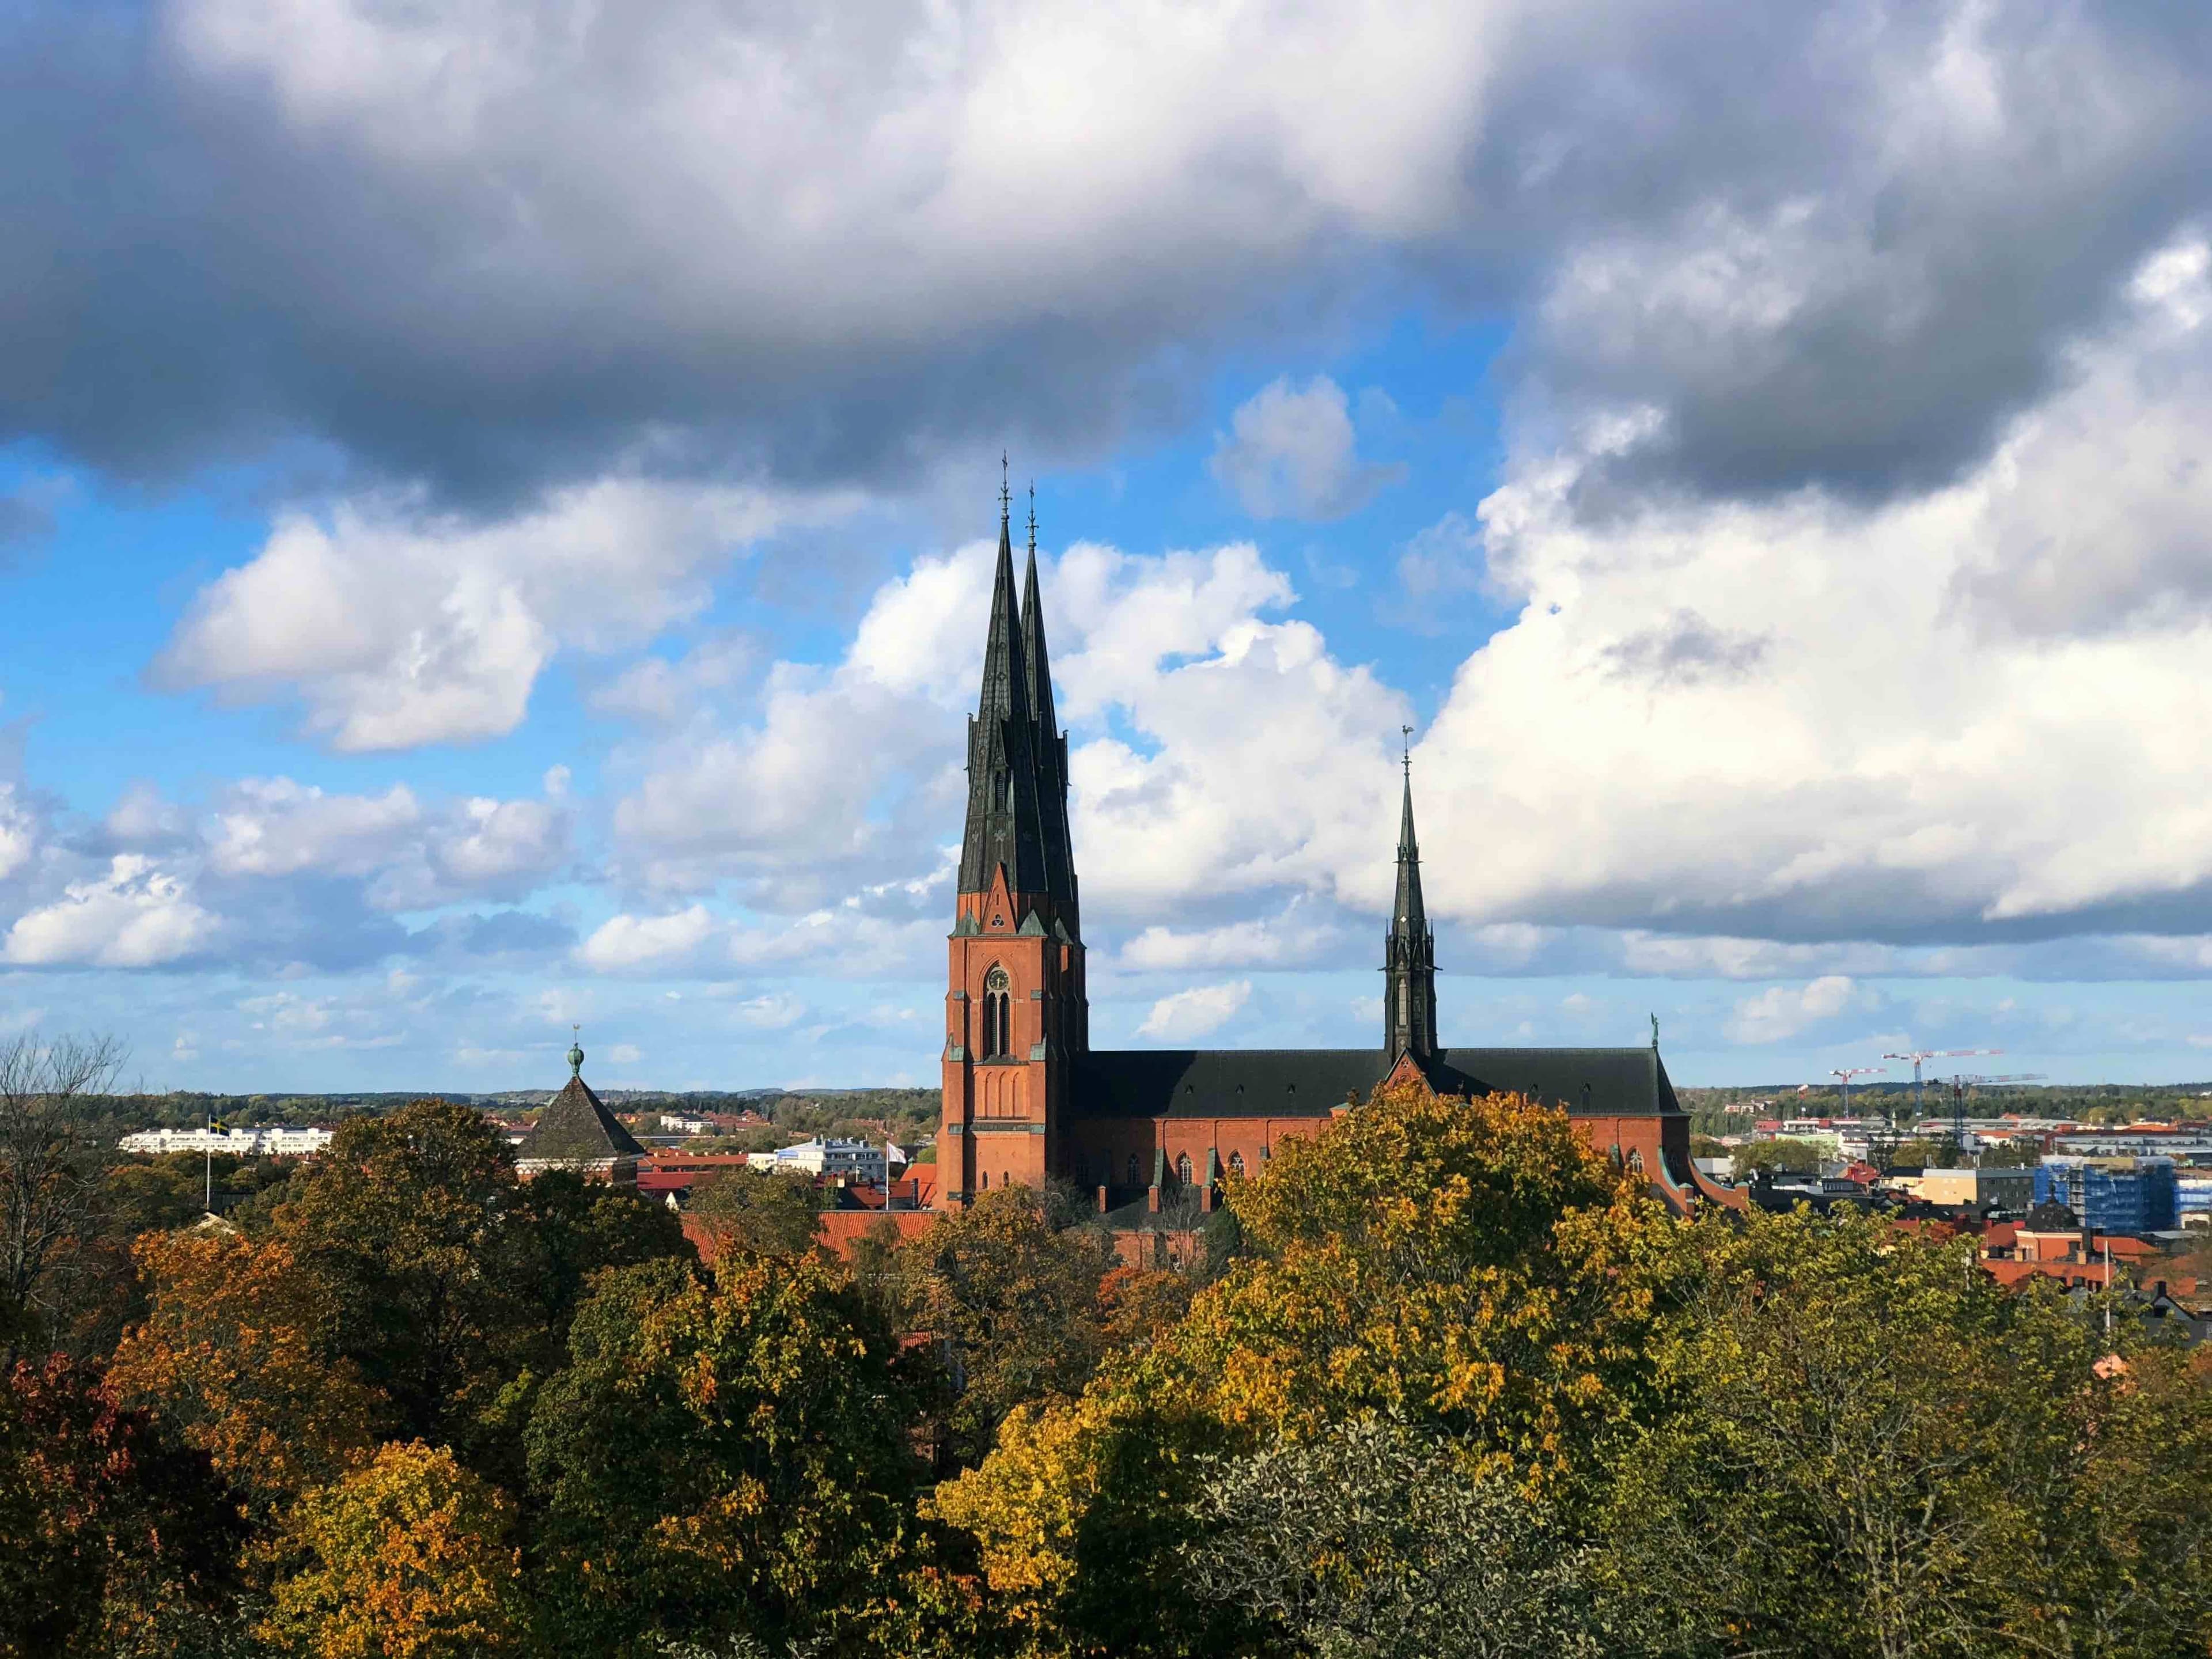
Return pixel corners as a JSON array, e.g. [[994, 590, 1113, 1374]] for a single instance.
[[1384, 736, 1437, 1063]]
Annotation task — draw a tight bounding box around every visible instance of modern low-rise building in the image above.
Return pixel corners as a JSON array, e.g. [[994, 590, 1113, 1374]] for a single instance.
[[1892, 1167, 2035, 1214], [2033, 1158, 2180, 1234]]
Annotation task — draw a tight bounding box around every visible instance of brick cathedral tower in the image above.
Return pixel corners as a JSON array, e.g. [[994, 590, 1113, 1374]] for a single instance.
[[939, 480, 1085, 1206]]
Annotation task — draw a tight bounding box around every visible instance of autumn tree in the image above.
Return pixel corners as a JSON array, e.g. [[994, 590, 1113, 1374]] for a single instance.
[[523, 1253, 922, 1655], [0, 1032, 125, 1363], [107, 1229, 387, 1513], [931, 1088, 1677, 1656], [260, 1440, 522, 1659], [0, 1354, 245, 1659]]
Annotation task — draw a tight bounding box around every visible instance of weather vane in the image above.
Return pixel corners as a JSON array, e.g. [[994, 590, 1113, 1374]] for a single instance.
[[1400, 724, 1412, 777], [567, 1023, 584, 1077], [1027, 480, 1037, 554], [1000, 451, 1010, 520], [1650, 1012, 1660, 1049]]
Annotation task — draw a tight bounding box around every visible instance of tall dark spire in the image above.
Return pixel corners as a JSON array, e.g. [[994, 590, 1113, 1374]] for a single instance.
[[1384, 730, 1437, 1063], [1019, 485, 1080, 925], [958, 477, 1055, 906]]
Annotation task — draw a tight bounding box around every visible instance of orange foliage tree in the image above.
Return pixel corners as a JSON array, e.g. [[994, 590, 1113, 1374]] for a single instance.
[[107, 1230, 386, 1512], [260, 1440, 522, 1659]]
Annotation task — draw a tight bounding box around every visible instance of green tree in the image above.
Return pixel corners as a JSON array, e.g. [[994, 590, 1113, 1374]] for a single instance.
[[271, 1100, 690, 1469], [523, 1253, 922, 1655], [686, 1168, 824, 1259], [893, 1185, 1116, 1464], [1728, 1138, 1822, 1178], [272, 1099, 527, 1446], [1597, 1207, 2212, 1658], [1182, 1415, 1599, 1659]]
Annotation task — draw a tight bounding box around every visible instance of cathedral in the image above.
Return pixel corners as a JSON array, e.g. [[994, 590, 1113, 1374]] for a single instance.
[[938, 493, 1740, 1220]]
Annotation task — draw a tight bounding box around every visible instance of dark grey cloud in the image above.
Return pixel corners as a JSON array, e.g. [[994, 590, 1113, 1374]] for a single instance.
[[4, 1, 2208, 518], [1599, 609, 1770, 687]]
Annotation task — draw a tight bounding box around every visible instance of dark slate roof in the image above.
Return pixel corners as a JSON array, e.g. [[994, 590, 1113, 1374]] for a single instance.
[[519, 1075, 645, 1161], [1067, 1046, 1680, 1120]]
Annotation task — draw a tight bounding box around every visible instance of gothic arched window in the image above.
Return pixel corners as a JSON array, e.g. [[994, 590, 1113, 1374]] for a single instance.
[[1176, 1152, 1194, 1186], [1228, 1151, 1247, 1179], [1128, 1152, 1141, 1186], [1626, 1150, 1645, 1177], [983, 967, 1012, 1059], [979, 1170, 989, 1190]]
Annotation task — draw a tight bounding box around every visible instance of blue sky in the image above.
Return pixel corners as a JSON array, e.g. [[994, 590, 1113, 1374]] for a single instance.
[[6, 0, 2212, 1093]]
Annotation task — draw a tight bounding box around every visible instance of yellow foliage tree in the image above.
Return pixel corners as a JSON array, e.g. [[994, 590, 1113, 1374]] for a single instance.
[[931, 1086, 1679, 1655], [260, 1440, 522, 1659], [107, 1230, 386, 1512]]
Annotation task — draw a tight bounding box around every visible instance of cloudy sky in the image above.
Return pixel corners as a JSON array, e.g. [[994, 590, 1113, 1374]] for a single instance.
[[5, 0, 2212, 1093]]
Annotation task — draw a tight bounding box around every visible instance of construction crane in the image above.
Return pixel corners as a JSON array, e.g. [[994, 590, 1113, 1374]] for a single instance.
[[1883, 1048, 2002, 1122], [1830, 1066, 1885, 1119], [1942, 1073, 2048, 1150]]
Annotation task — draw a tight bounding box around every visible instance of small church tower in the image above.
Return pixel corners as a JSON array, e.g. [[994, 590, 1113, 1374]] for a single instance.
[[1383, 744, 1438, 1069], [940, 476, 1088, 1206]]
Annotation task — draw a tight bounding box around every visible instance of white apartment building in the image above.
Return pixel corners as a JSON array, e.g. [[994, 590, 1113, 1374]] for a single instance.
[[759, 1137, 889, 1184], [118, 1126, 333, 1157]]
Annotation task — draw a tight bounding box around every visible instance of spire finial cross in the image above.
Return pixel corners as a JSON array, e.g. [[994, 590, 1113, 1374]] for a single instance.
[[567, 1023, 585, 1078], [1026, 480, 1037, 556], [1400, 724, 1412, 778], [1000, 452, 1010, 524]]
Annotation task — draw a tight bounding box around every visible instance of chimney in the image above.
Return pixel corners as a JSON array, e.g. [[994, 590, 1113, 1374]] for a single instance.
[[1096, 1184, 1108, 1213], [1147, 1184, 1161, 1214]]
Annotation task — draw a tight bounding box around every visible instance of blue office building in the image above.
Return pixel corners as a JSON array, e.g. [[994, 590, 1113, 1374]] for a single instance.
[[2033, 1158, 2179, 1234]]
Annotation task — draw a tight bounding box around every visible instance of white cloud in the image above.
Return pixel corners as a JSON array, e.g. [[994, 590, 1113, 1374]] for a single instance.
[[604, 1043, 643, 1064], [2, 856, 218, 968], [206, 779, 421, 878], [730, 991, 805, 1030], [158, 480, 854, 751], [577, 906, 717, 972], [1136, 980, 1252, 1041], [589, 635, 755, 725], [0, 786, 33, 882], [1401, 231, 2212, 948], [1725, 976, 1858, 1046], [1209, 376, 1405, 520], [1116, 900, 1347, 972]]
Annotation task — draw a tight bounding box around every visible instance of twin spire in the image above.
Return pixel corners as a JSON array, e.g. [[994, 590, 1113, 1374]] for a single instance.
[[960, 465, 1432, 1064], [957, 463, 1079, 926]]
